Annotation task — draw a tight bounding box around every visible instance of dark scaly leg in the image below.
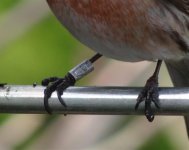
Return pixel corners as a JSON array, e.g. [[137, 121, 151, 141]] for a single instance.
[[135, 60, 162, 122], [42, 53, 102, 114]]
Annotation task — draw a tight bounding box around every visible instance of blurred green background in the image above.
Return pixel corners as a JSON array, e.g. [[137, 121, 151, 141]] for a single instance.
[[0, 0, 188, 150]]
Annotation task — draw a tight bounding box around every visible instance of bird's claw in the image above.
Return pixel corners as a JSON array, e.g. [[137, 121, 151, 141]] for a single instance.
[[42, 73, 76, 114], [135, 76, 160, 122]]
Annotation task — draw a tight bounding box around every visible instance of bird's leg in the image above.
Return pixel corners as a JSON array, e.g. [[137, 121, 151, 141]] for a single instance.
[[135, 60, 162, 122], [42, 53, 102, 113]]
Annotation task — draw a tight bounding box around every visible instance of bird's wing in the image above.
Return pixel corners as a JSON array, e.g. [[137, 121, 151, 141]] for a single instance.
[[166, 0, 189, 15], [165, 0, 189, 139]]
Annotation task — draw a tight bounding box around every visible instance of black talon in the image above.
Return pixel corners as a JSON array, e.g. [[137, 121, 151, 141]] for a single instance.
[[43, 79, 63, 113], [56, 73, 76, 106], [42, 73, 76, 113], [145, 96, 155, 122], [56, 80, 70, 107], [135, 92, 145, 110], [152, 96, 160, 109], [146, 112, 154, 122], [135, 60, 162, 122], [44, 89, 52, 114]]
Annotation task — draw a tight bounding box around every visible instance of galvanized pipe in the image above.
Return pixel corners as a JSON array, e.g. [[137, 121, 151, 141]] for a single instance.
[[0, 85, 188, 115]]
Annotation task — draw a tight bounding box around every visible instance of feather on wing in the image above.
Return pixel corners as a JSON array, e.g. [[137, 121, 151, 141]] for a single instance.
[[166, 0, 189, 15]]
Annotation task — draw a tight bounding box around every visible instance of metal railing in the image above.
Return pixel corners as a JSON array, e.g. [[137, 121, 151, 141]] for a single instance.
[[0, 85, 188, 115]]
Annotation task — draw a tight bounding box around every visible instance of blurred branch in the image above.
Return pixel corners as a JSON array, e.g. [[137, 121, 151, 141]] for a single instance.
[[0, 85, 188, 115]]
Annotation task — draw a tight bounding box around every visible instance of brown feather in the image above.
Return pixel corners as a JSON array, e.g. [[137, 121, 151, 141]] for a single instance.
[[166, 0, 189, 15]]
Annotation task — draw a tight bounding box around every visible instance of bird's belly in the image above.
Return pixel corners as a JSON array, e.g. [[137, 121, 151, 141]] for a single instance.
[[70, 26, 184, 62], [63, 20, 185, 62], [77, 34, 151, 62], [61, 3, 186, 62]]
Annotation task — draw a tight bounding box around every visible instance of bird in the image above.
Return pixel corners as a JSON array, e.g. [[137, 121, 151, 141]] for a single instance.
[[43, 0, 189, 137]]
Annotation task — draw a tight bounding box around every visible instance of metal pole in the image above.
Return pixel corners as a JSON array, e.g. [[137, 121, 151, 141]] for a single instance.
[[0, 85, 189, 115]]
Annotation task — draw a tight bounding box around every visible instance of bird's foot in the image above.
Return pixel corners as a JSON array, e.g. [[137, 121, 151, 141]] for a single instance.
[[42, 73, 76, 114], [41, 54, 102, 114], [135, 75, 160, 122]]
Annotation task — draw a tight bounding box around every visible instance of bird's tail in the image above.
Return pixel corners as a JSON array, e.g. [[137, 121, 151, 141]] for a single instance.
[[165, 58, 189, 138]]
